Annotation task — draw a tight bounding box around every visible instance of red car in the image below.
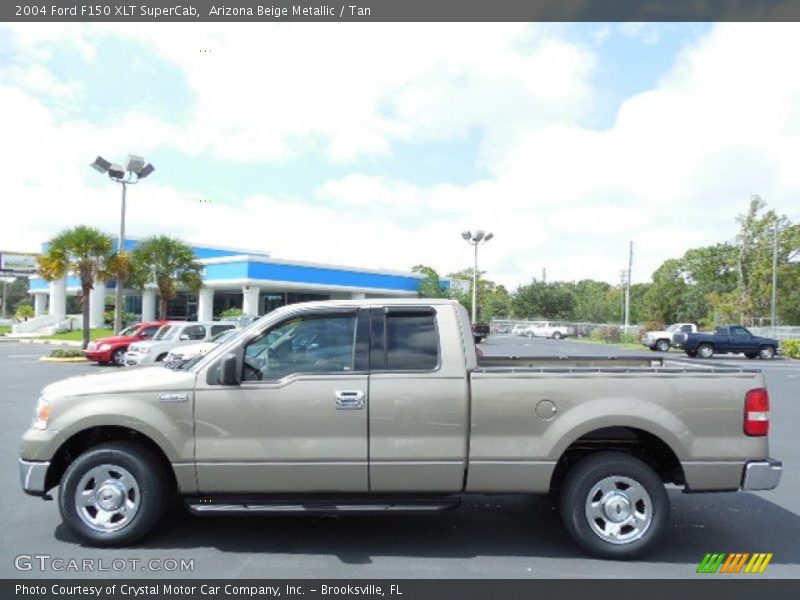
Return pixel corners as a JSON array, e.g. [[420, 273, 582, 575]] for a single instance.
[[84, 321, 167, 366]]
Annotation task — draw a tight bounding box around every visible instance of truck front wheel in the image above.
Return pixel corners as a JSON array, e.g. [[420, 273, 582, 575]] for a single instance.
[[58, 442, 169, 547], [655, 339, 670, 353], [559, 452, 669, 559]]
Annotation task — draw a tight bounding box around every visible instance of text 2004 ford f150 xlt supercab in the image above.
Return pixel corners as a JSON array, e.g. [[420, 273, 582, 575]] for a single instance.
[[19, 300, 782, 559]]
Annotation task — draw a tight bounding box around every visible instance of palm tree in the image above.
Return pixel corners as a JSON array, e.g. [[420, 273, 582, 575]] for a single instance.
[[131, 236, 204, 320], [37, 227, 114, 349]]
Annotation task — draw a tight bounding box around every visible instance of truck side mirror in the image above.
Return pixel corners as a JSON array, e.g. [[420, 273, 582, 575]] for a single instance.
[[220, 353, 241, 386]]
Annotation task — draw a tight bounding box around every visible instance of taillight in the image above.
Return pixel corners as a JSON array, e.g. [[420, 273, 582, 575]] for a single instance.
[[744, 388, 769, 436]]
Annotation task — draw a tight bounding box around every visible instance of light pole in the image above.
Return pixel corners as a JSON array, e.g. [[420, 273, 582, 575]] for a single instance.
[[461, 230, 493, 324], [90, 154, 155, 334]]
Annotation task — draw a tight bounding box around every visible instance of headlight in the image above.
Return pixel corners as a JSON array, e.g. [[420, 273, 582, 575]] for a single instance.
[[32, 397, 50, 430], [99, 343, 111, 351]]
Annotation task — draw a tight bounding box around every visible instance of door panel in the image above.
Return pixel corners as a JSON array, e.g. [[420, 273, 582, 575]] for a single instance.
[[194, 309, 369, 493], [366, 306, 469, 492], [368, 374, 468, 491], [195, 375, 368, 493]]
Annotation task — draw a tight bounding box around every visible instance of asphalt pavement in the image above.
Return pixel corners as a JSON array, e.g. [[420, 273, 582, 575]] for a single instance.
[[0, 337, 798, 579]]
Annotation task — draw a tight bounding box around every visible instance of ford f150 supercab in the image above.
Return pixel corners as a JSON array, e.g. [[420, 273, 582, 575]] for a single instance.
[[19, 299, 782, 559]]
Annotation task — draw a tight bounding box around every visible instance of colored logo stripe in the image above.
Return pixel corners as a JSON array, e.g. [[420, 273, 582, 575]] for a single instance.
[[697, 553, 773, 574], [745, 553, 773, 574]]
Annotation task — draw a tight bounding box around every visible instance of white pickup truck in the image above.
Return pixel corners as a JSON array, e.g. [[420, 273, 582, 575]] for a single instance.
[[641, 323, 698, 352], [527, 321, 572, 339]]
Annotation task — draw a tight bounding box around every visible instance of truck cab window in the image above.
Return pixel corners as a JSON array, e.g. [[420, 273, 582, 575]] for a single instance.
[[242, 313, 356, 381], [385, 313, 439, 371]]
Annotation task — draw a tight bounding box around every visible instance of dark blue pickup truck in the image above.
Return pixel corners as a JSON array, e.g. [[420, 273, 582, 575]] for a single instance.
[[674, 325, 780, 359]]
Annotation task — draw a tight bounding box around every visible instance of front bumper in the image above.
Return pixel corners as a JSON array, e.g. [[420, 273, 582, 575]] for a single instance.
[[84, 349, 112, 362], [742, 458, 782, 491], [19, 458, 50, 496], [124, 351, 150, 366]]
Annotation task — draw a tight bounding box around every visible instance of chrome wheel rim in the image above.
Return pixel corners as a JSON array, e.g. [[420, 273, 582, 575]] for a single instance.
[[699, 346, 713, 358], [759, 347, 773, 359], [656, 340, 669, 352], [585, 475, 652, 545], [113, 350, 125, 366], [75, 464, 140, 532]]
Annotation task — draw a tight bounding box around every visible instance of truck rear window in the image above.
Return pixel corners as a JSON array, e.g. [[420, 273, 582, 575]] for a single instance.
[[385, 313, 438, 371]]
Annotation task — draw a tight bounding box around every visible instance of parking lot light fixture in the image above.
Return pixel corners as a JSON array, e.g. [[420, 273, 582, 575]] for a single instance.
[[90, 153, 156, 334], [461, 230, 494, 324]]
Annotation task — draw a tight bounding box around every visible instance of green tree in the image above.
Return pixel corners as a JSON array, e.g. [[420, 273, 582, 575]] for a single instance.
[[412, 265, 449, 299], [130, 236, 204, 320], [37, 226, 114, 349], [512, 280, 576, 320]]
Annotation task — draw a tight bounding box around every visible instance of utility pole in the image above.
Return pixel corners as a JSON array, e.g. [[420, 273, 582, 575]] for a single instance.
[[624, 241, 633, 329], [542, 267, 546, 283], [771, 221, 779, 335]]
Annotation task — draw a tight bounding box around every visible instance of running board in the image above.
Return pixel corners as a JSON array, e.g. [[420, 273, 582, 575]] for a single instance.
[[186, 497, 460, 515]]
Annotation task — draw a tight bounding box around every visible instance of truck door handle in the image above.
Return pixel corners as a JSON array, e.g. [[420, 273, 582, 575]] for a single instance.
[[335, 390, 365, 410]]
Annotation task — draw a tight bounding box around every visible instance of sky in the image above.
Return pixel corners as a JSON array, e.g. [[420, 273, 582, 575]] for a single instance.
[[2, 22, 799, 289]]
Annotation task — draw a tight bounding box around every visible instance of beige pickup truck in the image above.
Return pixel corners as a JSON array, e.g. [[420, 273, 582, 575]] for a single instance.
[[19, 299, 782, 559]]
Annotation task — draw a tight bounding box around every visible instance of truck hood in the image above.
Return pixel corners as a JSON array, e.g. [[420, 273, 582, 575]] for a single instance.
[[41, 366, 196, 399], [645, 330, 670, 337]]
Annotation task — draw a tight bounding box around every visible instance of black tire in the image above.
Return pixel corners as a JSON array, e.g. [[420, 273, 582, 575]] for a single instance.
[[648, 346, 658, 352], [156, 353, 168, 362], [758, 345, 775, 360], [553, 332, 563, 340], [745, 353, 758, 360], [697, 344, 714, 359], [559, 451, 669, 560], [111, 348, 126, 367], [58, 441, 169, 547], [685, 349, 697, 358], [655, 339, 670, 353]]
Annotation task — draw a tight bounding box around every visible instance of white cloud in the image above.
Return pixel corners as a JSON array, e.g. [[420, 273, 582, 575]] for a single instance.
[[4, 23, 800, 293]]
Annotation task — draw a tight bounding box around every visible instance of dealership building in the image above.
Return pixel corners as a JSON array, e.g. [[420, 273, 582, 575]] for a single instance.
[[23, 239, 442, 330]]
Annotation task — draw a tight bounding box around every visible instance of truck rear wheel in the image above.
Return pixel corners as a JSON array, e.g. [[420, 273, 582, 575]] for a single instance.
[[697, 344, 714, 359], [58, 441, 169, 547], [559, 452, 669, 559]]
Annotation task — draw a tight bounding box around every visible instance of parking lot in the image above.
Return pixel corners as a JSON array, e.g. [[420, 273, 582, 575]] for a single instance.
[[1, 336, 798, 579]]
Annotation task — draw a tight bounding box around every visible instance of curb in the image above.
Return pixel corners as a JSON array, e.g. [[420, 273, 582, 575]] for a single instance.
[[39, 357, 89, 363], [17, 339, 83, 347]]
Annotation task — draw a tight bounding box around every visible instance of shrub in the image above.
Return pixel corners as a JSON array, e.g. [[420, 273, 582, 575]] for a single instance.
[[49, 349, 85, 358], [620, 330, 640, 344], [643, 320, 666, 333], [221, 307, 243, 318], [781, 339, 800, 359], [15, 304, 34, 320], [589, 325, 621, 343]]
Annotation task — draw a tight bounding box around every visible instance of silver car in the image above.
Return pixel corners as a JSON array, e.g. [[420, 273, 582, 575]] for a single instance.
[[124, 321, 235, 365]]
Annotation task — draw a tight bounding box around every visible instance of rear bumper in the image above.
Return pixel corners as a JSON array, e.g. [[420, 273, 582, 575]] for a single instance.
[[19, 458, 50, 496], [742, 458, 782, 491]]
